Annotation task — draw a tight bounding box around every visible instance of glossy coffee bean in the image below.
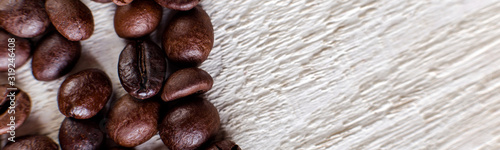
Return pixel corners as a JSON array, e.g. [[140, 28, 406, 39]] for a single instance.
[[3, 135, 58, 150], [114, 0, 162, 38], [118, 39, 166, 100], [162, 6, 214, 67], [113, 0, 134, 6], [32, 31, 81, 81], [0, 29, 31, 72], [45, 0, 94, 41], [159, 96, 220, 150], [0, 0, 50, 38], [0, 85, 31, 135], [59, 117, 104, 150], [154, 0, 199, 11], [58, 69, 112, 119], [205, 140, 241, 150], [161, 68, 213, 102], [106, 94, 160, 147]]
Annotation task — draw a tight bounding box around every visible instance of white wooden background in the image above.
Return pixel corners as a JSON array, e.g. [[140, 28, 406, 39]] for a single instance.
[[3, 0, 500, 149]]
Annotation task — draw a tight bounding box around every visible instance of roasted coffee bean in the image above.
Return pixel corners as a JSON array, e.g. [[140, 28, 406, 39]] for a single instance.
[[161, 68, 213, 102], [159, 96, 220, 150], [0, 29, 31, 72], [106, 94, 160, 147], [118, 39, 166, 100], [205, 140, 241, 150], [0, 0, 50, 38], [45, 0, 94, 41], [3, 135, 58, 150], [0, 85, 31, 135], [32, 31, 81, 81], [59, 117, 104, 150], [92, 0, 113, 3], [58, 69, 112, 119], [113, 0, 134, 6], [154, 0, 199, 11], [162, 6, 214, 67], [114, 0, 162, 38]]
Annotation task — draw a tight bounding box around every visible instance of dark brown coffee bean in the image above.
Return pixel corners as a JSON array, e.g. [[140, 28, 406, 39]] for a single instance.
[[106, 94, 160, 147], [118, 39, 166, 100], [0, 29, 31, 72], [45, 0, 94, 41], [3, 135, 58, 150], [161, 68, 213, 102], [59, 117, 104, 150], [205, 140, 241, 150], [114, 0, 162, 38], [0, 0, 50, 38], [154, 0, 199, 11], [159, 96, 220, 150], [162, 6, 214, 67], [0, 85, 31, 135], [58, 69, 112, 119], [92, 0, 113, 3], [32, 31, 81, 81], [113, 0, 134, 6]]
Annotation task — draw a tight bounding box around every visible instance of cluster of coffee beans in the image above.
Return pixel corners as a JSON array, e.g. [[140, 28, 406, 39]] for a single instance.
[[0, 0, 241, 149]]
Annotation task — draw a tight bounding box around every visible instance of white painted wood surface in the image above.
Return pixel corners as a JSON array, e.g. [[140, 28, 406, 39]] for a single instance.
[[4, 0, 500, 149]]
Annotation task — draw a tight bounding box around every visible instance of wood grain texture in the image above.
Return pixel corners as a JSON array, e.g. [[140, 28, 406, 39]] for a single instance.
[[2, 0, 500, 149]]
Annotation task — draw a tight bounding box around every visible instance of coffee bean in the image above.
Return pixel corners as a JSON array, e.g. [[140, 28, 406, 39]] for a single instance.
[[162, 6, 214, 67], [32, 31, 81, 81], [114, 0, 162, 38], [106, 94, 160, 147], [113, 0, 134, 6], [205, 140, 241, 150], [45, 0, 94, 41], [118, 38, 166, 100], [0, 85, 31, 135], [0, 0, 50, 38], [59, 117, 104, 150], [0, 29, 31, 72], [154, 0, 199, 11], [3, 135, 58, 150], [92, 0, 113, 3], [58, 69, 112, 119], [159, 96, 220, 150], [161, 68, 213, 102]]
